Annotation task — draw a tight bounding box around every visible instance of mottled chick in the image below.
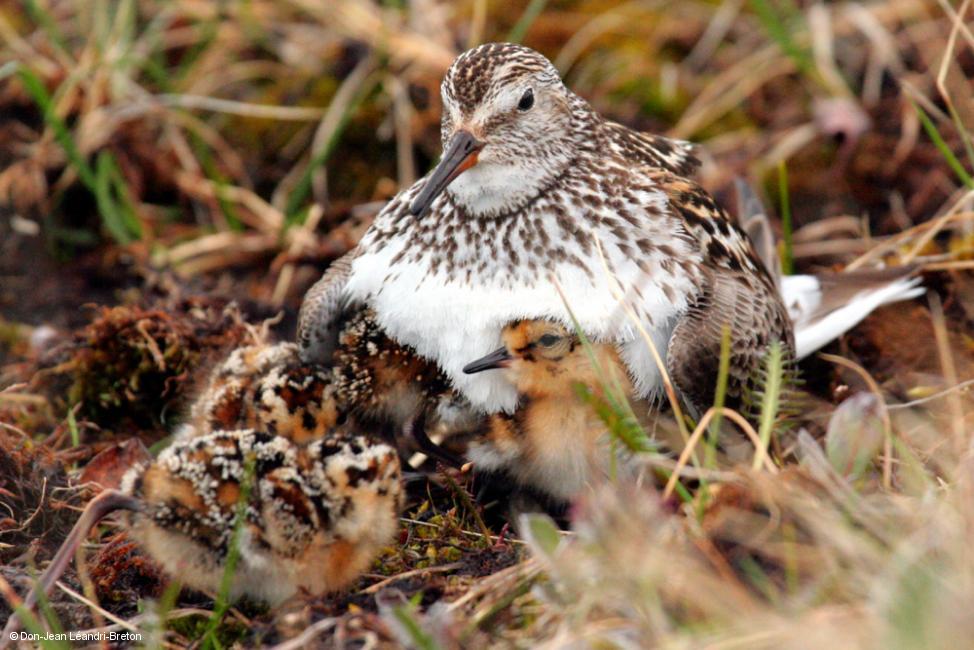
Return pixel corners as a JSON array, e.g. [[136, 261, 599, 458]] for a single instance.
[[185, 341, 339, 444], [331, 308, 478, 446], [189, 316, 476, 464], [121, 425, 402, 604]]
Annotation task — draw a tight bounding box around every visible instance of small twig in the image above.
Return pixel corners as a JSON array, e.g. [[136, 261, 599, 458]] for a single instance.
[[447, 559, 540, 613], [154, 94, 326, 121], [268, 617, 338, 650], [0, 573, 24, 612], [888, 378, 974, 410], [399, 518, 526, 546], [9, 478, 48, 534], [922, 260, 974, 271], [928, 293, 967, 457], [135, 319, 166, 371], [902, 190, 974, 264], [1, 490, 142, 638], [0, 421, 31, 439], [71, 607, 216, 637], [359, 562, 464, 595], [55, 581, 139, 633], [663, 407, 778, 500]]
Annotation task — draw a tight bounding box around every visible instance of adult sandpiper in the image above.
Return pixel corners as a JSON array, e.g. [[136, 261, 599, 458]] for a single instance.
[[298, 42, 793, 416]]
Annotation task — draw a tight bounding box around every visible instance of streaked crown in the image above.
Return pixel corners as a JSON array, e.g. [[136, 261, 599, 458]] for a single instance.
[[424, 43, 584, 218], [442, 42, 560, 118]]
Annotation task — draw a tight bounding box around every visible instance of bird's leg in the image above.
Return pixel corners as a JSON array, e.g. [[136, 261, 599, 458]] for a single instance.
[[402, 415, 463, 469], [1, 489, 142, 642]]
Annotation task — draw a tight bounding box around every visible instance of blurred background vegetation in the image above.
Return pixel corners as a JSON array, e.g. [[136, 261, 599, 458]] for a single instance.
[[1, 0, 973, 647]]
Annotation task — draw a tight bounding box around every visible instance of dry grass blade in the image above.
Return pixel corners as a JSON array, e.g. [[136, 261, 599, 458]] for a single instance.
[[664, 406, 777, 500], [155, 94, 327, 121]]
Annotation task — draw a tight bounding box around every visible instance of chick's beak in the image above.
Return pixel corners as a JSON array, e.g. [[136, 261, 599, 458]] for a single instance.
[[462, 347, 512, 374], [409, 130, 484, 217]]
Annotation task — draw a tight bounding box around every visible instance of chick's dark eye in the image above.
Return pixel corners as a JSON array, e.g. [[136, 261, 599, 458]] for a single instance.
[[517, 88, 534, 111], [538, 333, 560, 347]]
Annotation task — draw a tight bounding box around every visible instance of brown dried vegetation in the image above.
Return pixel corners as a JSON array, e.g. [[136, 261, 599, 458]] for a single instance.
[[1, 0, 973, 647]]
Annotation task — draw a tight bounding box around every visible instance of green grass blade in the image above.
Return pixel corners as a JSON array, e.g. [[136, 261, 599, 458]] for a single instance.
[[17, 67, 96, 189], [910, 99, 974, 189], [18, 67, 142, 244], [66, 406, 80, 448], [573, 383, 653, 454], [752, 340, 783, 471], [103, 154, 143, 238], [392, 601, 441, 650], [190, 132, 244, 231], [173, 19, 219, 83], [777, 161, 794, 275], [506, 0, 548, 44], [24, 0, 69, 56], [10, 575, 69, 650], [200, 452, 256, 650], [943, 103, 974, 172], [94, 151, 141, 244], [705, 325, 732, 469], [748, 0, 813, 75], [285, 75, 378, 225]]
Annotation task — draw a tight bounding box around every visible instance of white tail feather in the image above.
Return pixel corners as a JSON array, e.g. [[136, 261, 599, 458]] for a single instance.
[[783, 275, 925, 359], [733, 178, 924, 359]]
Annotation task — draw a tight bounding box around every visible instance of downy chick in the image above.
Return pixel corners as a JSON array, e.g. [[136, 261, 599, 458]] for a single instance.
[[190, 311, 474, 465], [121, 425, 402, 605], [124, 340, 407, 604], [463, 320, 644, 508]]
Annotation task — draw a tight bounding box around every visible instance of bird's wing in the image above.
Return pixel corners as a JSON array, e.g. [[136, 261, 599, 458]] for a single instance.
[[646, 172, 794, 414], [602, 120, 700, 176], [729, 177, 923, 359], [297, 249, 358, 363], [667, 266, 794, 415]]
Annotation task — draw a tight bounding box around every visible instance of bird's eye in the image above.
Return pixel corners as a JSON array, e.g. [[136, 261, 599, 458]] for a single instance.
[[538, 333, 561, 347], [517, 88, 534, 111]]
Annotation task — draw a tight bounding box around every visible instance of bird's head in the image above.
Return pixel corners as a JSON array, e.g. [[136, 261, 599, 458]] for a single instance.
[[463, 320, 623, 399], [409, 43, 582, 219]]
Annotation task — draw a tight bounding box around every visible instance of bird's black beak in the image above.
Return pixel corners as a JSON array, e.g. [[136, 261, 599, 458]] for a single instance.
[[463, 347, 512, 374], [409, 130, 484, 217]]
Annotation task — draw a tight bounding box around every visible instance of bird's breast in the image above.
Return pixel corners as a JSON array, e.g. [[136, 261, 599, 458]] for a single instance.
[[346, 195, 697, 411]]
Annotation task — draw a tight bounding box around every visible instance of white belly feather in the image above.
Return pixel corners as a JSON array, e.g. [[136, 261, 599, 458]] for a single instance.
[[345, 226, 692, 413]]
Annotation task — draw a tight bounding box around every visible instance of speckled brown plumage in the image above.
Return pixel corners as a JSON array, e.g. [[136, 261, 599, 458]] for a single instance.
[[194, 317, 475, 451], [121, 424, 402, 604], [113, 333, 414, 605], [298, 42, 793, 419], [648, 172, 795, 415], [331, 309, 460, 432], [104, 318, 474, 605], [186, 342, 339, 445]]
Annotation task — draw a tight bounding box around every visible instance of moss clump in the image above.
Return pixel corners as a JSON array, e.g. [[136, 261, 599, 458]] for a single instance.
[[62, 299, 251, 432], [90, 534, 166, 611]]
